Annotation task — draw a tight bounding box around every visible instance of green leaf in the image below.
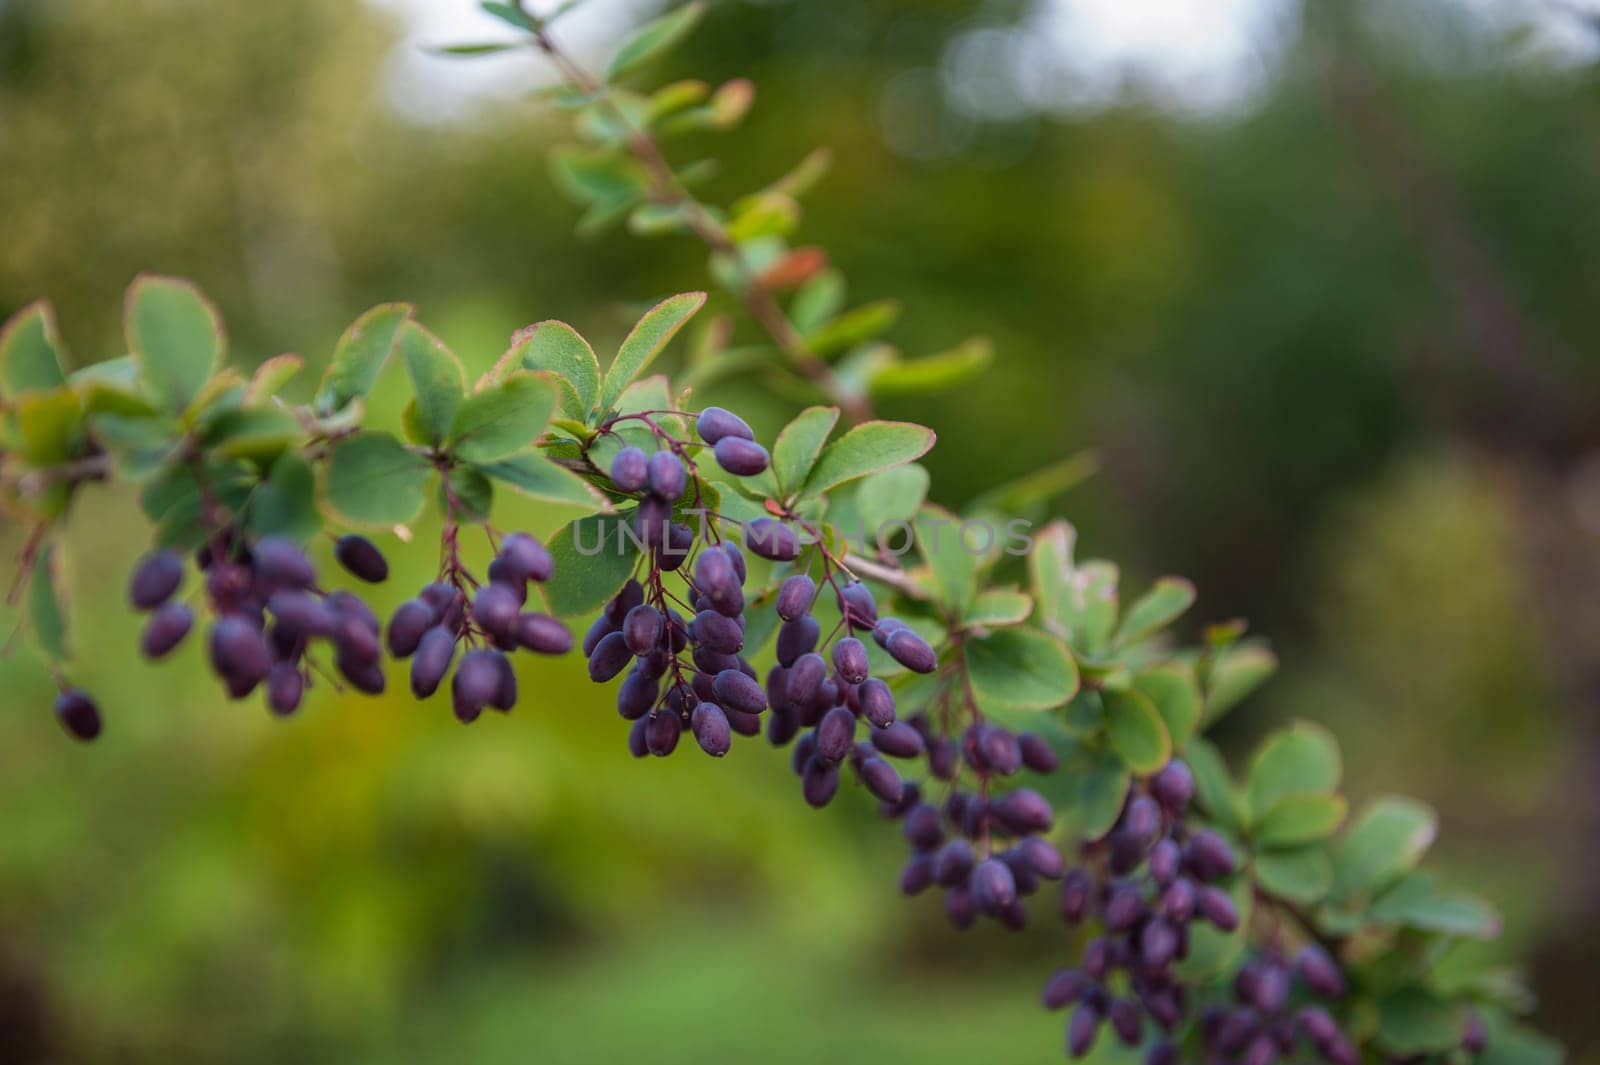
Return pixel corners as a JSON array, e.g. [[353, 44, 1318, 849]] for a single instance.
[[28, 541, 69, 660], [201, 406, 302, 464], [550, 146, 650, 207], [805, 299, 900, 357], [1204, 639, 1277, 724], [726, 193, 799, 242], [1102, 688, 1172, 775], [245, 452, 319, 542], [964, 626, 1079, 712], [447, 371, 558, 463], [607, 1, 704, 80], [965, 587, 1033, 628], [506, 320, 599, 419], [1253, 846, 1334, 906], [432, 41, 523, 56], [1376, 989, 1464, 1057], [10, 388, 84, 464], [1176, 877, 1252, 980], [968, 449, 1098, 519], [1254, 794, 1348, 849], [1246, 721, 1342, 816], [323, 432, 432, 527], [803, 420, 936, 497], [1369, 873, 1501, 938], [855, 464, 929, 540], [1333, 797, 1439, 901], [397, 321, 467, 446], [125, 275, 225, 413], [599, 292, 705, 412], [478, 453, 610, 510], [0, 301, 68, 396], [479, 1, 536, 31], [1054, 745, 1131, 841], [790, 269, 845, 335], [442, 465, 494, 524], [314, 303, 411, 415], [1029, 522, 1121, 656], [868, 337, 992, 397], [543, 514, 640, 616], [246, 354, 303, 402], [770, 405, 839, 495], [1117, 576, 1196, 645], [1479, 1017, 1564, 1065], [1186, 737, 1246, 831], [915, 504, 981, 615], [1132, 662, 1202, 751]]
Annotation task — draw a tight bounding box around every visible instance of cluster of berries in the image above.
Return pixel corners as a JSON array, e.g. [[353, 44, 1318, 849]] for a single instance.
[[1046, 760, 1244, 1061], [883, 720, 1065, 928], [1192, 945, 1358, 1065], [385, 531, 571, 723], [119, 530, 392, 723]]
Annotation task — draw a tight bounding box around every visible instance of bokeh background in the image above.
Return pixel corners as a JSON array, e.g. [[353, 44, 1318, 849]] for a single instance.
[[2, 0, 1598, 1061]]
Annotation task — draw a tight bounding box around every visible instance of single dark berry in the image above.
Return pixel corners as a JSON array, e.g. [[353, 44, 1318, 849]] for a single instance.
[[633, 496, 672, 548], [410, 627, 457, 698], [622, 604, 664, 655], [693, 610, 744, 655], [141, 602, 194, 658], [713, 437, 770, 476], [712, 668, 767, 715], [775, 574, 816, 621], [775, 615, 820, 668], [657, 522, 693, 571], [744, 517, 798, 561], [267, 662, 304, 716], [1018, 732, 1060, 773], [693, 548, 743, 617], [210, 617, 273, 693], [1150, 759, 1195, 813], [1042, 968, 1087, 1010], [335, 646, 386, 695], [646, 450, 687, 501], [857, 757, 903, 803], [588, 631, 632, 682], [1295, 945, 1346, 1000], [334, 534, 389, 583], [870, 722, 923, 759], [690, 702, 731, 757], [54, 689, 102, 741], [934, 839, 976, 886], [971, 857, 1017, 915], [1197, 885, 1239, 931], [695, 406, 753, 444], [832, 637, 869, 684], [1017, 837, 1065, 879], [499, 532, 553, 583], [253, 537, 315, 590], [387, 599, 434, 658], [1068, 1004, 1101, 1057], [267, 591, 336, 640], [837, 582, 879, 629], [472, 584, 522, 643], [801, 757, 840, 807], [885, 627, 937, 673], [129, 550, 185, 610], [609, 446, 649, 492], [1187, 830, 1238, 881], [645, 709, 681, 756], [517, 613, 572, 655], [858, 677, 896, 728], [452, 649, 503, 718], [815, 705, 856, 763], [995, 788, 1053, 834]]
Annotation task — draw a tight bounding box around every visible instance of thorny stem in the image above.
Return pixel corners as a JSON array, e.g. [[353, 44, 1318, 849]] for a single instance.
[[529, 27, 872, 425]]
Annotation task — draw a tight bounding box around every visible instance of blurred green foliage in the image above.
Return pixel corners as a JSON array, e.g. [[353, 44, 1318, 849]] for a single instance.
[[1, 0, 1596, 1060]]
